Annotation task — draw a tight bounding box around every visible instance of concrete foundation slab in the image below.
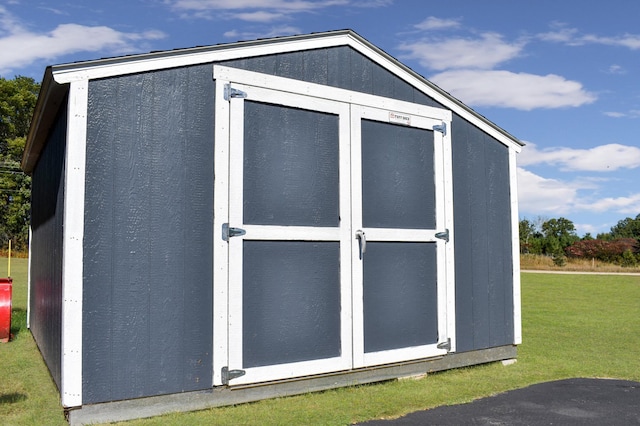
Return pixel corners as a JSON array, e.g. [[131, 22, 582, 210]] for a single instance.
[[67, 345, 516, 425]]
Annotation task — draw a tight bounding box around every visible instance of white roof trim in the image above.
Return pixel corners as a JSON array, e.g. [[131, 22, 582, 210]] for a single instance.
[[25, 30, 522, 173], [345, 37, 522, 152], [50, 31, 521, 151], [51, 33, 350, 84]]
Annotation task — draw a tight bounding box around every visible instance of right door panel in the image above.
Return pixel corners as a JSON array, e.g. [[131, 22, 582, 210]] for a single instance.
[[352, 105, 450, 368]]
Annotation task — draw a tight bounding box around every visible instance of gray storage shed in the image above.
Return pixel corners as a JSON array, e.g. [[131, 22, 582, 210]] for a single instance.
[[22, 30, 522, 424]]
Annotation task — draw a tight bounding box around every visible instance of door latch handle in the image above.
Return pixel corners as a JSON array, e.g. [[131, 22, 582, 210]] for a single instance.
[[435, 229, 449, 243], [355, 230, 366, 260], [222, 223, 246, 241]]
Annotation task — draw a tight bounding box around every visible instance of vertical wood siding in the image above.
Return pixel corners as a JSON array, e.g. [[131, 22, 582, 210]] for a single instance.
[[29, 102, 67, 390], [83, 64, 214, 403], [451, 117, 514, 352]]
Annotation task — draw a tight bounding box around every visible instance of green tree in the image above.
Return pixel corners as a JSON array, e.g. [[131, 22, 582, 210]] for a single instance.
[[610, 214, 640, 242], [596, 232, 613, 241], [519, 218, 544, 254], [541, 235, 565, 265], [541, 217, 579, 250], [620, 249, 638, 267], [0, 76, 39, 251], [1, 76, 39, 149], [519, 219, 534, 250]]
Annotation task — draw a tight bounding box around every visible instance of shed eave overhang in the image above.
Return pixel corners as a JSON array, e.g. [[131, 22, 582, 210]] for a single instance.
[[21, 67, 68, 173]]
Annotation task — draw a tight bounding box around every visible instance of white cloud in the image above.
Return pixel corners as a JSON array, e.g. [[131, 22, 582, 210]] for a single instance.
[[581, 33, 640, 49], [537, 24, 580, 44], [223, 25, 301, 39], [398, 32, 524, 71], [230, 11, 286, 22], [0, 7, 165, 74], [538, 23, 640, 50], [38, 7, 67, 16], [607, 64, 625, 74], [170, 0, 345, 10], [518, 167, 640, 222], [603, 110, 640, 119], [517, 168, 580, 215], [170, 0, 393, 21], [352, 0, 393, 7], [573, 223, 603, 236], [519, 142, 640, 172], [414, 16, 461, 31], [429, 69, 596, 110], [576, 193, 640, 214], [168, 0, 359, 23], [604, 111, 627, 118], [0, 5, 21, 33]]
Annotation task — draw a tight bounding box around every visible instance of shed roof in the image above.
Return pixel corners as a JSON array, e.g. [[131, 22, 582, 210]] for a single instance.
[[22, 29, 522, 173]]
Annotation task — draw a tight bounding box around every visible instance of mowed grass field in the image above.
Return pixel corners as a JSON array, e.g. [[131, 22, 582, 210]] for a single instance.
[[1, 258, 639, 425]]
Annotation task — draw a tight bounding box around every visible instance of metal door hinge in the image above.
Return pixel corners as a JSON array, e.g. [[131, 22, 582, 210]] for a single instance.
[[221, 366, 246, 385], [433, 122, 447, 135], [222, 223, 246, 241], [224, 84, 247, 101], [437, 338, 451, 351], [435, 229, 449, 242]]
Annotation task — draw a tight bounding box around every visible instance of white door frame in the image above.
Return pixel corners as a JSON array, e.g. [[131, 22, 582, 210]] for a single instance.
[[212, 65, 455, 387]]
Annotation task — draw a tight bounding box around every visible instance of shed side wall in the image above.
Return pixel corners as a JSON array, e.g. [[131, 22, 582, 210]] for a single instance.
[[451, 117, 514, 352], [223, 46, 515, 353], [83, 64, 214, 403], [29, 101, 67, 389]]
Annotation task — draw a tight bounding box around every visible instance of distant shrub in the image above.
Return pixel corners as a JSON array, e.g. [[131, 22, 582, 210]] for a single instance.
[[565, 238, 638, 266], [552, 254, 567, 267], [620, 249, 638, 267]]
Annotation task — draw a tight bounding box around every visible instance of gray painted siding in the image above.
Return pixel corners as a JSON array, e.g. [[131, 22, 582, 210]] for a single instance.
[[29, 102, 67, 390], [451, 117, 514, 352], [223, 47, 424, 103], [224, 46, 514, 353], [83, 64, 214, 403]]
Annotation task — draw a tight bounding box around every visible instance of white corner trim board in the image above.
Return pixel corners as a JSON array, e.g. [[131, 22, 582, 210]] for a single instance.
[[61, 79, 88, 408], [509, 148, 522, 345]]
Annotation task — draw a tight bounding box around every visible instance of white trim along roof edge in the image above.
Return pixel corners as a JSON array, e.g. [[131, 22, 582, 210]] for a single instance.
[[22, 29, 523, 173]]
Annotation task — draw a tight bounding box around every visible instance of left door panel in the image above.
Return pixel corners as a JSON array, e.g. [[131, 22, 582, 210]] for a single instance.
[[225, 85, 352, 385]]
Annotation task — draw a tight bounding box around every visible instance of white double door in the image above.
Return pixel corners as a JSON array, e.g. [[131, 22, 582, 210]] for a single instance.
[[213, 67, 454, 386]]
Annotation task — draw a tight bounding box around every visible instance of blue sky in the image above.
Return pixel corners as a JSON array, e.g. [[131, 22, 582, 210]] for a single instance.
[[2, 0, 640, 236]]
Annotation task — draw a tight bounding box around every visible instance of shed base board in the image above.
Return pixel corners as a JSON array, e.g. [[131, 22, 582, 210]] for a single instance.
[[66, 345, 516, 425]]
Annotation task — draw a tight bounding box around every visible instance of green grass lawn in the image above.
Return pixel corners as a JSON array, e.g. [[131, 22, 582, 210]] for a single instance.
[[1, 259, 639, 425], [0, 258, 67, 425]]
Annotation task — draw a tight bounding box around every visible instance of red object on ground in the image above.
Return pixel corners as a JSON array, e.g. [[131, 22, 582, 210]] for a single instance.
[[0, 278, 12, 343]]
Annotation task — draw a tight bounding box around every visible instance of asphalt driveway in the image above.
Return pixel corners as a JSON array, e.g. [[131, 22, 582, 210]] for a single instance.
[[358, 378, 640, 425]]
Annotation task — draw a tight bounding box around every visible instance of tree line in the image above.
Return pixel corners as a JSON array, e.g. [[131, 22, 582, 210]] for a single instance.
[[520, 214, 640, 267], [1, 75, 39, 252]]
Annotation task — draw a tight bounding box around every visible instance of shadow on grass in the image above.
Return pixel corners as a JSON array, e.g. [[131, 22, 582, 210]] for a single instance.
[[0, 392, 27, 404]]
